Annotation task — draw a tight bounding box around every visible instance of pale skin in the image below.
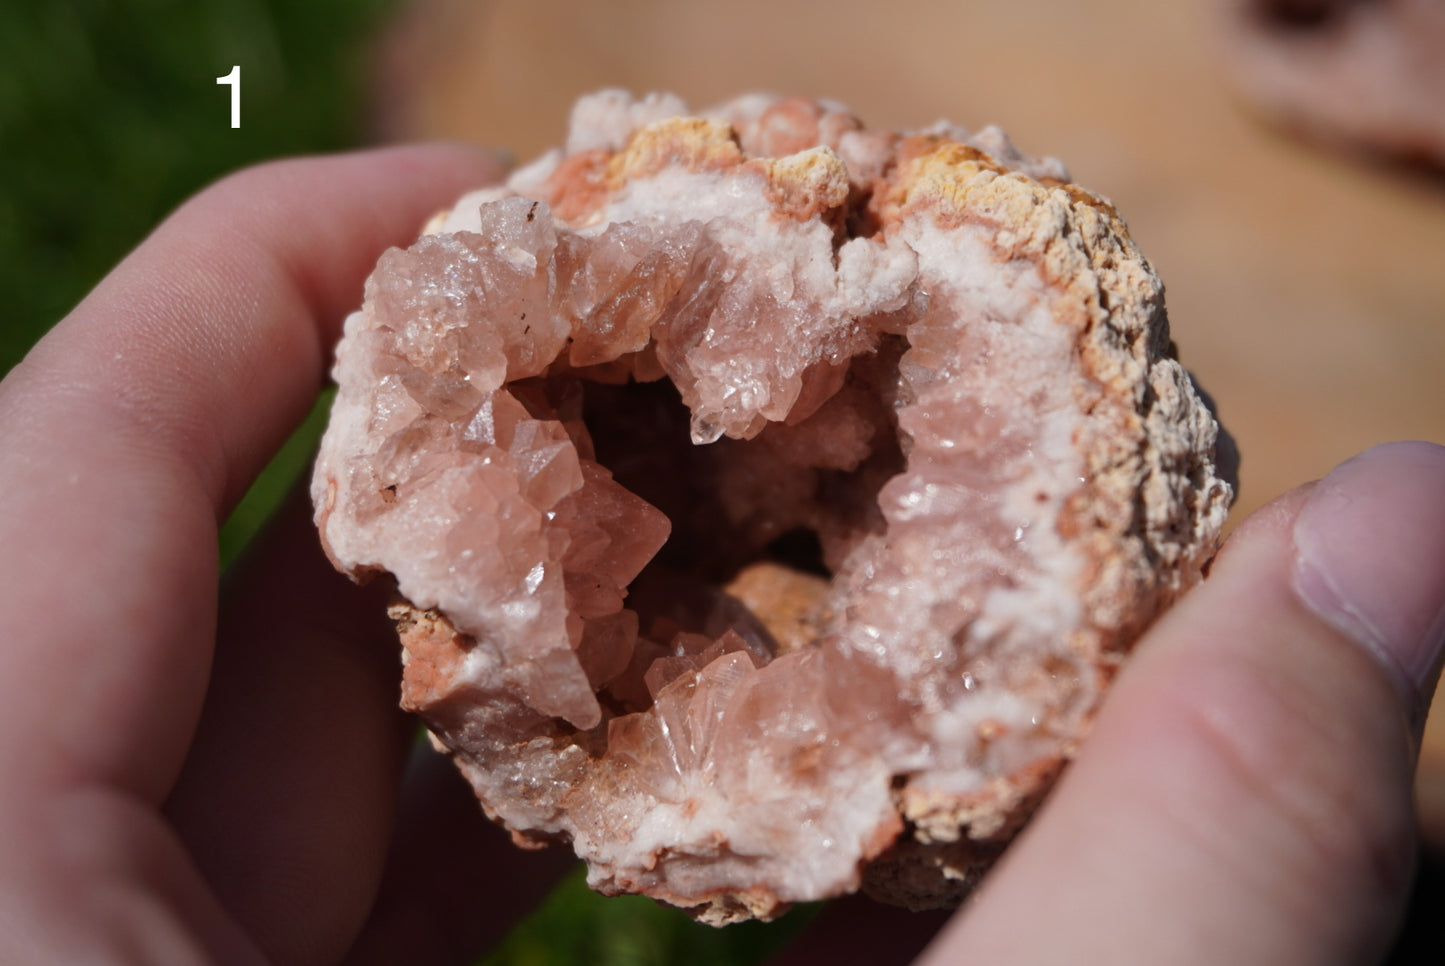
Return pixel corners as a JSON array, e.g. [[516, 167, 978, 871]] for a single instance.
[[1, 145, 1442, 965]]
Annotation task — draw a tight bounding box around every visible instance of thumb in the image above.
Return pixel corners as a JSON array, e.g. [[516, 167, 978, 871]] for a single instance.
[[919, 441, 1445, 965]]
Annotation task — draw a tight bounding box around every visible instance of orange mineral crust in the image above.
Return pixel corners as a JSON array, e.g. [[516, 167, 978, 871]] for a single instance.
[[312, 91, 1234, 924]]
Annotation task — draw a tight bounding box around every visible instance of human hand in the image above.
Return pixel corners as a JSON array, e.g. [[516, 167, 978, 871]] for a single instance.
[[2, 145, 1442, 966], [0, 146, 572, 966]]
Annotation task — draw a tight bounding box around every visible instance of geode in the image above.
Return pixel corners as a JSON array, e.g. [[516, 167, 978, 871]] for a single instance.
[[312, 91, 1234, 925]]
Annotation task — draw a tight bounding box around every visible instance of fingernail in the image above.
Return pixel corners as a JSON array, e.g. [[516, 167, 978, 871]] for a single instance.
[[1292, 442, 1445, 728]]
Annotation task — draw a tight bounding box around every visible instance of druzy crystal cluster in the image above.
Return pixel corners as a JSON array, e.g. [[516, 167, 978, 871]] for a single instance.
[[313, 91, 1234, 924]]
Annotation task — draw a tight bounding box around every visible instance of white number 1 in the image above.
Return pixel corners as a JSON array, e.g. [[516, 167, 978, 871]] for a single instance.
[[217, 66, 240, 129]]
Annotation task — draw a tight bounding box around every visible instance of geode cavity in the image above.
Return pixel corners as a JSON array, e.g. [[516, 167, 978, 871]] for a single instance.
[[312, 91, 1234, 924]]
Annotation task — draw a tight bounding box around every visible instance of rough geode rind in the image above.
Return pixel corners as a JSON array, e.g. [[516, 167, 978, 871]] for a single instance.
[[313, 91, 1234, 925]]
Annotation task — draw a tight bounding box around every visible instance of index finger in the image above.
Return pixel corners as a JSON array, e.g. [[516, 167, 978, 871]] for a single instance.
[[12, 145, 506, 513], [0, 144, 503, 802]]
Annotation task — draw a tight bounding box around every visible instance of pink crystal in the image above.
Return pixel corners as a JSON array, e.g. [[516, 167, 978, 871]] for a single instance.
[[313, 91, 1235, 924]]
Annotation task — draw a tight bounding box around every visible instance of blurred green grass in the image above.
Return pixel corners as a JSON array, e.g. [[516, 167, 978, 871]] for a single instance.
[[0, 0, 393, 370], [0, 0, 395, 559], [0, 3, 813, 963], [482, 869, 818, 966]]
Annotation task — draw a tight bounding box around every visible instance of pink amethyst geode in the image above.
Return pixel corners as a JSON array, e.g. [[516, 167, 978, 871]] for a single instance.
[[312, 91, 1234, 924]]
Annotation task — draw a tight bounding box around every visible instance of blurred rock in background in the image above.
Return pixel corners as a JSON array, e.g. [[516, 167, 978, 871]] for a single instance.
[[1210, 0, 1445, 172]]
